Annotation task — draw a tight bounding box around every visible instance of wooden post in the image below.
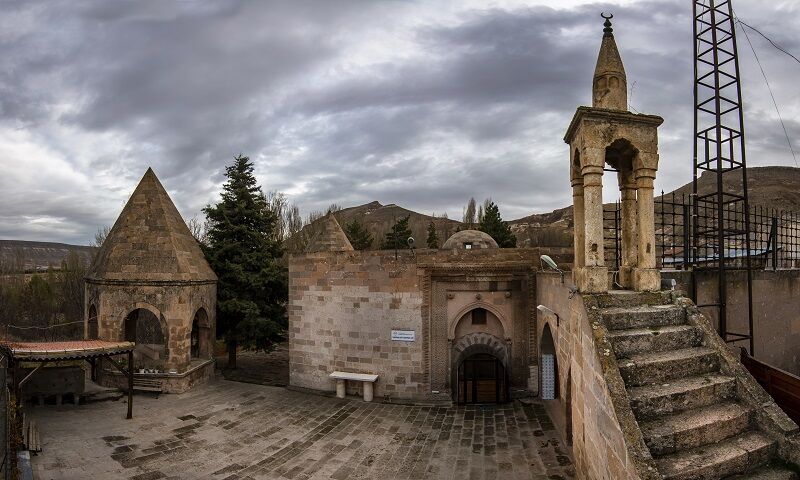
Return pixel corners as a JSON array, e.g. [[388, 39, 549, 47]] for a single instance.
[[127, 351, 133, 419]]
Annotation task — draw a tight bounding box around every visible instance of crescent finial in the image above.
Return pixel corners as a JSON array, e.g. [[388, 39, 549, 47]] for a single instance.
[[601, 12, 614, 35]]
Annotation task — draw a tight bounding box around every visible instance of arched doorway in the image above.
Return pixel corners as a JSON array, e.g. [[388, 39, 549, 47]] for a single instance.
[[190, 308, 211, 359], [540, 323, 559, 400], [87, 304, 98, 340], [124, 308, 166, 371], [457, 352, 507, 404]]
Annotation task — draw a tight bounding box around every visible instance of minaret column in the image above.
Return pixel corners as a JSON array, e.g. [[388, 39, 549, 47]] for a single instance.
[[572, 177, 585, 269], [571, 149, 586, 269], [633, 163, 660, 291], [618, 169, 638, 288], [577, 149, 608, 293]]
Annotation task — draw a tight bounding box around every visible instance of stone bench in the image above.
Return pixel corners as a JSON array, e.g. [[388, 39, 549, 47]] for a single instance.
[[329, 371, 378, 402]]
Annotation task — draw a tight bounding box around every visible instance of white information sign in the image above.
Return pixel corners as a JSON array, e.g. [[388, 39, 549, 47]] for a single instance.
[[391, 330, 416, 342]]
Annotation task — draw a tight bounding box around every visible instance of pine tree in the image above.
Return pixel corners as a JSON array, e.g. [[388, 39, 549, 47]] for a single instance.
[[478, 201, 517, 248], [203, 155, 288, 369], [344, 218, 374, 250], [381, 215, 412, 250], [426, 221, 440, 249]]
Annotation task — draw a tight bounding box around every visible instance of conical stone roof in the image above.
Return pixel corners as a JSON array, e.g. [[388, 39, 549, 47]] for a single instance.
[[87, 168, 217, 283], [306, 214, 353, 253]]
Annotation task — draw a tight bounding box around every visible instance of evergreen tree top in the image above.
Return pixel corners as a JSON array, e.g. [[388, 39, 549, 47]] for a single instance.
[[478, 201, 517, 248]]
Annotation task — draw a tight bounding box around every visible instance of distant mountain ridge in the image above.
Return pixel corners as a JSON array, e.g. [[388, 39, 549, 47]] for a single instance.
[[0, 240, 94, 272], [315, 166, 800, 250], [7, 167, 800, 257]]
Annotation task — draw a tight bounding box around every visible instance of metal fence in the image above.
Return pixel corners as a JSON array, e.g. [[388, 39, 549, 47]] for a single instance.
[[604, 191, 800, 271]]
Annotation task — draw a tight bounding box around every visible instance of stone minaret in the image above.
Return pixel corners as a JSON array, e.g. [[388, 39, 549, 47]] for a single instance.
[[564, 15, 664, 293], [593, 14, 627, 110]]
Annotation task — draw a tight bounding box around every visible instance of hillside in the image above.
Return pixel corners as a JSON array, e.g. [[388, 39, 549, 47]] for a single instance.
[[509, 166, 800, 246], [288, 201, 462, 252], [0, 240, 94, 272], [294, 166, 800, 251]]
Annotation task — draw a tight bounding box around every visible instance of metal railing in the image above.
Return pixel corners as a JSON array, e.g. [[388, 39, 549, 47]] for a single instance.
[[604, 192, 800, 271]]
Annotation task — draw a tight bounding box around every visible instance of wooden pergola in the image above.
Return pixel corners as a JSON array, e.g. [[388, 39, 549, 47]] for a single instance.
[[0, 340, 136, 419]]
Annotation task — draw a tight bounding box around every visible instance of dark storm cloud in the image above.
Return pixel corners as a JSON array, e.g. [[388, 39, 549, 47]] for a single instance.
[[0, 0, 797, 244]]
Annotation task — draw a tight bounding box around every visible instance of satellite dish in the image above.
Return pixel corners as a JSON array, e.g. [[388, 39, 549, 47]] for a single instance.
[[407, 237, 415, 248]]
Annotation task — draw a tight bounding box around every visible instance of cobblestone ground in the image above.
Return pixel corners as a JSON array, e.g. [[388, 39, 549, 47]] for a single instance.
[[30, 379, 574, 480]]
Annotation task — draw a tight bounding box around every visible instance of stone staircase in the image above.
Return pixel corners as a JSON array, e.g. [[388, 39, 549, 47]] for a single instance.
[[598, 292, 798, 480]]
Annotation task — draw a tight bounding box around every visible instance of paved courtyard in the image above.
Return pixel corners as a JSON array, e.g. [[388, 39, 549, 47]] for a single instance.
[[30, 379, 573, 480]]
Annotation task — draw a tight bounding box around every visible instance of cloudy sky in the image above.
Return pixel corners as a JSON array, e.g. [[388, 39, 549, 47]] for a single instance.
[[1, 0, 798, 245]]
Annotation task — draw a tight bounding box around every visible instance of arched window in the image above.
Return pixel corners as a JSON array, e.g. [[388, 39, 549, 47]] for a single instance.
[[453, 307, 504, 339]]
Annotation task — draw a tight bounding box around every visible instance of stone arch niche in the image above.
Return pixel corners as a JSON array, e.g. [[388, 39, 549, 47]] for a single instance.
[[452, 337, 508, 404], [450, 304, 512, 403], [540, 323, 559, 399], [451, 306, 506, 341], [191, 308, 213, 360], [124, 307, 167, 371], [87, 304, 98, 340]]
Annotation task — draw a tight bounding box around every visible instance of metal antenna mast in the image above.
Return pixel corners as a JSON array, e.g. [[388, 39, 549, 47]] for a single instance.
[[692, 0, 755, 354]]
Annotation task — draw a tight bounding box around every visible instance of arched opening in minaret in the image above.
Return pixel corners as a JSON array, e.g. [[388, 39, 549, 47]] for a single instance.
[[604, 138, 637, 172], [123, 308, 166, 371]]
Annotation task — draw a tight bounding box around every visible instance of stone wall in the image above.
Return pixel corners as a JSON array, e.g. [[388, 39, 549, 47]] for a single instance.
[[289, 250, 425, 400], [289, 248, 568, 402], [537, 273, 651, 479], [102, 359, 215, 394], [85, 281, 216, 374], [663, 269, 800, 376]]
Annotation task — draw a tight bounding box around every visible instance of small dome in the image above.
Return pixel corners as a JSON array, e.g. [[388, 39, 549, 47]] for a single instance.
[[442, 230, 498, 250]]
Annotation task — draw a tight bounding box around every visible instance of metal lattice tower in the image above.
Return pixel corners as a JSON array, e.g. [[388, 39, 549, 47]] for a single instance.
[[692, 0, 755, 353]]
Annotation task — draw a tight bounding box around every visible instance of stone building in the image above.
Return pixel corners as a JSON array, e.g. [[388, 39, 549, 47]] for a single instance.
[[289, 215, 571, 403], [287, 16, 800, 479], [85, 168, 217, 393]]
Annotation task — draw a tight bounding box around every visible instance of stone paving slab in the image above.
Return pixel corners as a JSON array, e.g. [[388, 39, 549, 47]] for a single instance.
[[30, 379, 573, 479]]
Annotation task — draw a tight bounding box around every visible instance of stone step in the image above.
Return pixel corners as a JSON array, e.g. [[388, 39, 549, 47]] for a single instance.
[[619, 347, 720, 387], [602, 304, 685, 330], [655, 430, 776, 480], [726, 464, 800, 479], [640, 401, 751, 456], [628, 374, 736, 420], [595, 290, 674, 309], [608, 324, 704, 358]]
